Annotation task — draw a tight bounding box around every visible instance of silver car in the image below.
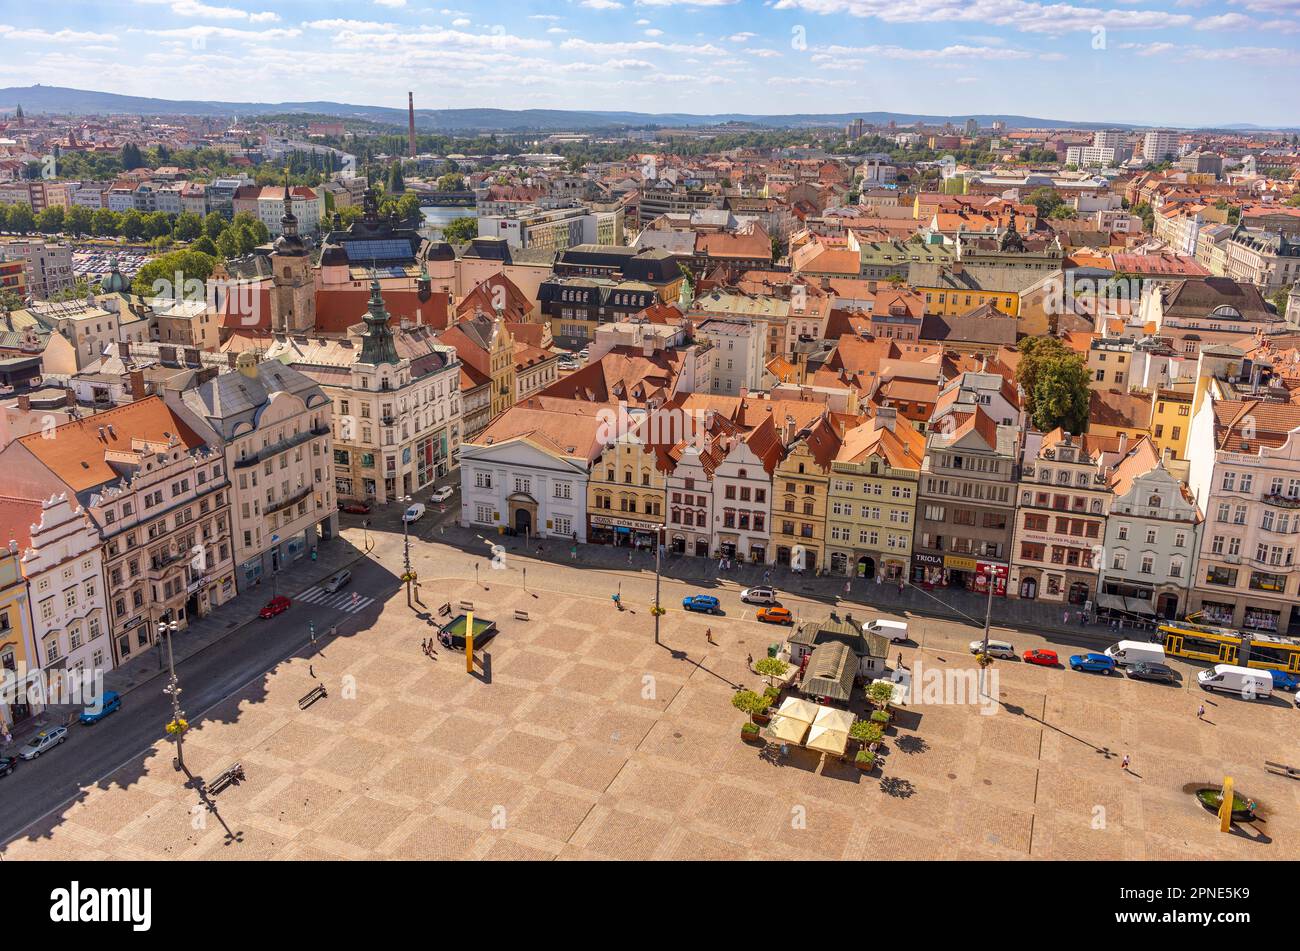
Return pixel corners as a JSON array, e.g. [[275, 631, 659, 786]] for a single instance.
[[19, 726, 68, 760]]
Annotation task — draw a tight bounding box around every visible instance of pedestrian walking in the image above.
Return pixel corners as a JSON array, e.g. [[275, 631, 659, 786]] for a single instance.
[[845, 581, 851, 597], [706, 627, 716, 645], [763, 570, 771, 585], [2, 730, 11, 746], [747, 653, 754, 668], [1197, 703, 1206, 720], [627, 550, 633, 566], [896, 652, 904, 669], [1121, 753, 1131, 771], [898, 580, 904, 596], [1063, 610, 1069, 625]]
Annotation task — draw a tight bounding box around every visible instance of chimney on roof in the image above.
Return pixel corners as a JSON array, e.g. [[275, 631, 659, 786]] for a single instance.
[[877, 406, 897, 432], [120, 341, 131, 362], [129, 370, 146, 401], [784, 414, 797, 445], [17, 393, 30, 412], [1118, 431, 1128, 455]]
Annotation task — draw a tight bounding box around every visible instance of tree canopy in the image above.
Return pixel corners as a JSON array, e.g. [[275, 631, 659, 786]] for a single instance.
[[1016, 337, 1092, 435]]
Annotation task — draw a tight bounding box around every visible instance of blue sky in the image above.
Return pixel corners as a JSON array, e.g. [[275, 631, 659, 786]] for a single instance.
[[1, 0, 1297, 126]]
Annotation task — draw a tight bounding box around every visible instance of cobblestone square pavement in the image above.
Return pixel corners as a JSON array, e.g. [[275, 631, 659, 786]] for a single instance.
[[5, 564, 1299, 860]]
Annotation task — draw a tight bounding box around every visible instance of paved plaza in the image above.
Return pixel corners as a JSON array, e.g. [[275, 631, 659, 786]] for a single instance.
[[4, 533, 1298, 860]]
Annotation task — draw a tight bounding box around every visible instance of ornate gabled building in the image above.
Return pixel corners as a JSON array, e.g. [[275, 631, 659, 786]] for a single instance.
[[266, 280, 463, 503]]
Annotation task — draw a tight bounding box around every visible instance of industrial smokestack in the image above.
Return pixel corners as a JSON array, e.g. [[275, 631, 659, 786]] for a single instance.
[[408, 92, 417, 158]]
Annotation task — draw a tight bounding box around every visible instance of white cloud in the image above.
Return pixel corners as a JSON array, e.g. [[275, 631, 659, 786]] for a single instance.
[[771, 0, 1193, 33], [0, 25, 119, 43]]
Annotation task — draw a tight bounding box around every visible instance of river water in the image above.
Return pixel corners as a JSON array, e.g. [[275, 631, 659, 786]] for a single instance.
[[420, 205, 476, 237]]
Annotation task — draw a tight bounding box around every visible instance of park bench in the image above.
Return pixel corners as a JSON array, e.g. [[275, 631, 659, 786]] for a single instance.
[[514, 610, 530, 621], [207, 762, 245, 796], [298, 683, 327, 710]]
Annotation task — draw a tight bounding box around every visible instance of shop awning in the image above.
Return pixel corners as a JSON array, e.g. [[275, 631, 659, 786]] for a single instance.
[[1096, 593, 1127, 612], [805, 723, 849, 757], [1125, 597, 1155, 616]]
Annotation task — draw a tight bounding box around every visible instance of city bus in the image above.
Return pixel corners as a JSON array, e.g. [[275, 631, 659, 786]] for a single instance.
[[1159, 619, 1300, 673]]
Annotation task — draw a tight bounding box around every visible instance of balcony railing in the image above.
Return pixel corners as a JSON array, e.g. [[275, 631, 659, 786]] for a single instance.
[[1262, 492, 1300, 510]]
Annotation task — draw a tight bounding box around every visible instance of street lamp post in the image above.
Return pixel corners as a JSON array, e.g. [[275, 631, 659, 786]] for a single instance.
[[653, 526, 664, 646], [158, 619, 189, 777], [979, 570, 996, 698], [399, 495, 413, 607]]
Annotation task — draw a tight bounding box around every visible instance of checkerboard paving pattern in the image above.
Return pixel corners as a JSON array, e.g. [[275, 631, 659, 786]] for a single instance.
[[5, 578, 1299, 860]]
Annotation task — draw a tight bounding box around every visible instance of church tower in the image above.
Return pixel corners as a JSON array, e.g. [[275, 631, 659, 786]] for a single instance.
[[269, 175, 315, 334]]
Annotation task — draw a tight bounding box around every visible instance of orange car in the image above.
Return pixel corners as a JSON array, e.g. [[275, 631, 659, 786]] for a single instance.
[[757, 606, 793, 625]]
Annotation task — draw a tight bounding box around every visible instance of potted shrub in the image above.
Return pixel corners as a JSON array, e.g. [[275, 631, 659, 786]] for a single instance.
[[741, 721, 763, 743], [851, 721, 885, 752], [870, 709, 890, 726], [732, 690, 772, 725], [854, 749, 878, 772]]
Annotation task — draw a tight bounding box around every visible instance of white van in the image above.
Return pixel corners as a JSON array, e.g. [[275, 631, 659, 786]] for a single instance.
[[402, 503, 426, 523], [1104, 640, 1166, 667], [1197, 664, 1273, 700], [863, 619, 909, 643]]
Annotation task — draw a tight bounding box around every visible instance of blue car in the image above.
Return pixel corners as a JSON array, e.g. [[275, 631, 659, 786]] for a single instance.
[[79, 691, 121, 725], [682, 594, 721, 615], [1070, 653, 1117, 675], [1269, 670, 1300, 692]]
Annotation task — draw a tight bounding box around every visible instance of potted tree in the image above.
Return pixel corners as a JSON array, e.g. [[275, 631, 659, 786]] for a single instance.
[[755, 656, 789, 687], [854, 749, 878, 772], [850, 720, 884, 753], [732, 690, 772, 726], [741, 721, 763, 744]]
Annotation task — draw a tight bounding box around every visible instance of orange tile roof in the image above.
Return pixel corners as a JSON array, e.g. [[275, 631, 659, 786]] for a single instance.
[[16, 397, 205, 492]]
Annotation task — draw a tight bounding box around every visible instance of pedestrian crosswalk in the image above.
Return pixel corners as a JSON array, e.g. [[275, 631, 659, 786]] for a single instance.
[[296, 586, 377, 614]]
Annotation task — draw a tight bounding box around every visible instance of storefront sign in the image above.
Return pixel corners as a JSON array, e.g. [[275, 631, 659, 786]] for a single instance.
[[912, 552, 943, 567], [589, 514, 662, 532], [944, 555, 978, 572]]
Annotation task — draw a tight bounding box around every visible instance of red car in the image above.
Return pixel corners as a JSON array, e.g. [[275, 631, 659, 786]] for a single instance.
[[341, 502, 371, 515], [1023, 648, 1059, 667], [259, 596, 291, 619]]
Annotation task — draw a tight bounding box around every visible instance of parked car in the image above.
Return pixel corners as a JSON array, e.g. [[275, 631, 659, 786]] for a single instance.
[[402, 503, 427, 523], [341, 502, 371, 515], [970, 639, 1016, 659], [740, 586, 778, 605], [682, 594, 721, 614], [863, 619, 909, 643], [1268, 670, 1300, 692], [18, 726, 68, 760], [757, 606, 793, 625], [0, 755, 15, 777], [1127, 662, 1179, 685], [323, 570, 352, 594], [259, 596, 291, 619], [1022, 648, 1059, 667], [430, 486, 454, 503], [79, 691, 121, 725], [1069, 653, 1117, 675]]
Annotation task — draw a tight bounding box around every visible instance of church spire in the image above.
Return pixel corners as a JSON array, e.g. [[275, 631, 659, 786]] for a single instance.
[[280, 168, 298, 237], [359, 277, 400, 366]]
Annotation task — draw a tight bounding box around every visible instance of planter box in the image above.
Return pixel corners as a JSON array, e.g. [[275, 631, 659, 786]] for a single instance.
[[751, 712, 771, 726]]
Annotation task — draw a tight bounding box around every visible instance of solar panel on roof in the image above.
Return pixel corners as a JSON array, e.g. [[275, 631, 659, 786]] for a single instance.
[[342, 240, 413, 264]]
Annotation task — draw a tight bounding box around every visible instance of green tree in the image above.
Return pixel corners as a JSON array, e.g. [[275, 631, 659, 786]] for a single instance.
[[442, 216, 478, 243], [191, 235, 217, 256], [387, 162, 406, 194], [1026, 187, 1064, 217], [65, 205, 93, 237], [132, 248, 215, 298], [214, 228, 242, 260], [120, 209, 146, 242], [91, 208, 120, 237], [1030, 353, 1091, 434], [7, 204, 34, 233], [203, 211, 226, 241], [1132, 202, 1155, 232], [436, 172, 466, 192], [1016, 337, 1070, 418], [36, 205, 64, 234], [143, 211, 173, 239], [173, 211, 203, 242], [120, 142, 144, 170]]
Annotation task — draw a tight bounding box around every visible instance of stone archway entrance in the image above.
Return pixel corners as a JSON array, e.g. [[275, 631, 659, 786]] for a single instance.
[[858, 556, 875, 580], [507, 493, 538, 537]]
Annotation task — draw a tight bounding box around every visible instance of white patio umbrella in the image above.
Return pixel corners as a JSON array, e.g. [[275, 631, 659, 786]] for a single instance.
[[774, 696, 821, 724]]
